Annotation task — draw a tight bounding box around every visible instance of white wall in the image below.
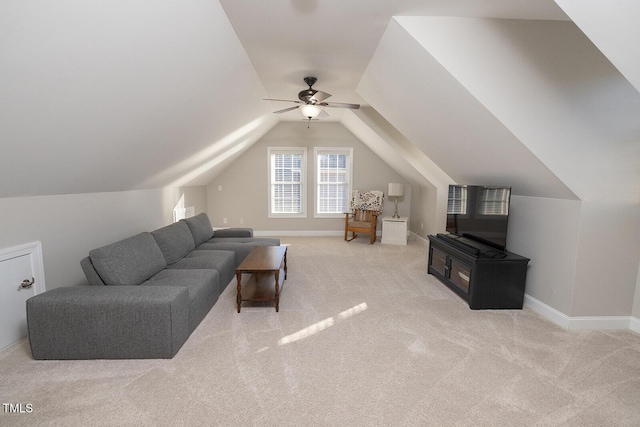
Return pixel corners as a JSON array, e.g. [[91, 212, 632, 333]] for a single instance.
[[570, 201, 640, 317], [0, 189, 178, 290], [206, 121, 407, 233], [508, 196, 640, 319], [507, 195, 582, 315], [409, 184, 441, 240]]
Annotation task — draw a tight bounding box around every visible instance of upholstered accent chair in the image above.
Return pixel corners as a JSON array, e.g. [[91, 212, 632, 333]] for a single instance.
[[344, 190, 384, 244]]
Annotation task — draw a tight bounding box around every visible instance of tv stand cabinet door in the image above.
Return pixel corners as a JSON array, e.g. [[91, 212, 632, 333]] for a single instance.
[[428, 242, 472, 303], [448, 257, 472, 295], [428, 245, 448, 278]]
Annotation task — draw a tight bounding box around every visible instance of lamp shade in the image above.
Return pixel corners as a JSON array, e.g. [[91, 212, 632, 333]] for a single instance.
[[300, 104, 322, 119], [388, 183, 405, 197]]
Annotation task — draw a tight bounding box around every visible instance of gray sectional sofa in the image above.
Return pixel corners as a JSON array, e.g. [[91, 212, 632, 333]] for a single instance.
[[26, 213, 279, 360]]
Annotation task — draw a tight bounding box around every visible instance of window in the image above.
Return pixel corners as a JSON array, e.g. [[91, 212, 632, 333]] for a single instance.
[[315, 147, 353, 217], [172, 194, 196, 222], [173, 194, 186, 222], [479, 187, 511, 216], [447, 185, 467, 215], [268, 147, 306, 218]]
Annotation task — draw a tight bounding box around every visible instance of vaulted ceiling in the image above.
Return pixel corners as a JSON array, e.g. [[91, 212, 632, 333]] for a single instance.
[[1, 0, 638, 203]]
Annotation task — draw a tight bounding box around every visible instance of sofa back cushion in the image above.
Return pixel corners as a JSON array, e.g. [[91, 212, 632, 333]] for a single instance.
[[80, 256, 106, 286], [151, 221, 196, 265], [181, 213, 214, 246], [89, 233, 167, 286]]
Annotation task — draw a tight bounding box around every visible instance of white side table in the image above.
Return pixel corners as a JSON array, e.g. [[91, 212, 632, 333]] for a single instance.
[[381, 217, 408, 245]]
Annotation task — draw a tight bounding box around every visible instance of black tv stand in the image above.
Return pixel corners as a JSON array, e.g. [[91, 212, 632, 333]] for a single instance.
[[428, 234, 529, 309]]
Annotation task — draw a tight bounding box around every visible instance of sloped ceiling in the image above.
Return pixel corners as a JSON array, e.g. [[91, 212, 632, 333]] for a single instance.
[[357, 18, 578, 199], [359, 16, 640, 201], [1, 0, 638, 204], [0, 1, 275, 198], [555, 0, 640, 94], [342, 107, 453, 191]]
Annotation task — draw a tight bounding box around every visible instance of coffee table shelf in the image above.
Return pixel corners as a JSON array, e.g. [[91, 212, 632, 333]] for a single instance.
[[235, 246, 287, 312]]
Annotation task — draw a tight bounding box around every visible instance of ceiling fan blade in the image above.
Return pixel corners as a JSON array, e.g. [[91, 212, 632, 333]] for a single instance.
[[310, 90, 331, 103], [320, 101, 360, 109], [273, 106, 300, 114], [264, 98, 303, 104]]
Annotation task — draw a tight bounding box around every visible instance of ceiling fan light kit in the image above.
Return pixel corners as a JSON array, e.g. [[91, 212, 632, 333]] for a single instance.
[[300, 104, 322, 119], [264, 77, 360, 127]]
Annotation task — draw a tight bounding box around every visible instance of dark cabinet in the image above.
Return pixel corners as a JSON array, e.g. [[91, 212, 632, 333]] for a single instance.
[[428, 234, 529, 309]]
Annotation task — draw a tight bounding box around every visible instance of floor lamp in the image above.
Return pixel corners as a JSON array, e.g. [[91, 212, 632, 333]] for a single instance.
[[388, 183, 404, 219]]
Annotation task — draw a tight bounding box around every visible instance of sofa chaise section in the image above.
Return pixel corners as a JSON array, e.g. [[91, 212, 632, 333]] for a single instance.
[[27, 286, 190, 359], [76, 230, 228, 337]]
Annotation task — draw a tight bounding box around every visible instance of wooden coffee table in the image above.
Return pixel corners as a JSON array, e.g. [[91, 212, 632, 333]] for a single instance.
[[235, 245, 287, 313]]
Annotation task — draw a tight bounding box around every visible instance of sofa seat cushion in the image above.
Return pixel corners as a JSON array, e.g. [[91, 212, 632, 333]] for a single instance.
[[142, 269, 220, 333], [198, 238, 281, 265], [89, 233, 167, 286], [167, 250, 236, 291], [181, 213, 214, 246], [151, 221, 196, 264]]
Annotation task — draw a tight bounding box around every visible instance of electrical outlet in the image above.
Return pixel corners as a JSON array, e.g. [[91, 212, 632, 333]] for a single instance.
[[223, 218, 228, 224], [240, 219, 244, 224], [420, 223, 424, 230], [218, 185, 222, 191]]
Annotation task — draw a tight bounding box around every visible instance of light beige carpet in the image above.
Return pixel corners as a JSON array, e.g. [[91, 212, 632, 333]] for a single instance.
[[1, 236, 640, 426]]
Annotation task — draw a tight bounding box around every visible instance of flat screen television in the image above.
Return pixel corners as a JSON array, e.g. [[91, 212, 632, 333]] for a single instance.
[[446, 185, 512, 251]]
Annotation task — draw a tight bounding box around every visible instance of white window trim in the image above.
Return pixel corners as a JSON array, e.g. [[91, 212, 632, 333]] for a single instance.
[[314, 147, 353, 218], [268, 146, 307, 218]]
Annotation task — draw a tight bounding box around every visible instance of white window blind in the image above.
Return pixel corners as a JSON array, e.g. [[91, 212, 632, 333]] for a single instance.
[[315, 147, 352, 217], [268, 147, 306, 217]]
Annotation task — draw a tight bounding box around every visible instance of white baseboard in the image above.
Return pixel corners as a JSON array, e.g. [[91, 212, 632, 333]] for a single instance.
[[253, 229, 396, 237], [524, 294, 639, 333], [254, 230, 341, 237], [254, 230, 383, 237], [255, 230, 430, 244], [523, 294, 571, 329], [410, 231, 429, 246]]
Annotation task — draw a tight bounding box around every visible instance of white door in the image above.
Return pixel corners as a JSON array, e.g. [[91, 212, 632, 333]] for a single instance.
[[0, 242, 45, 352]]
